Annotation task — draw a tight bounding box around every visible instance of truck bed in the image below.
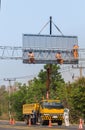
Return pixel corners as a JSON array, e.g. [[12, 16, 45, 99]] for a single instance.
[[23, 103, 39, 114]]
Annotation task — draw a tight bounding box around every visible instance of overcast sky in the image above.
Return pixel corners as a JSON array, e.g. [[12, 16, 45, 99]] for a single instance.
[[0, 0, 85, 85]]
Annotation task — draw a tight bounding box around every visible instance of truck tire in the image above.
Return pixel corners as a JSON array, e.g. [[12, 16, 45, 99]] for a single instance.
[[58, 120, 62, 126], [41, 120, 49, 125], [31, 117, 36, 125], [24, 118, 29, 125], [38, 116, 45, 125], [24, 115, 29, 125], [38, 115, 49, 125]]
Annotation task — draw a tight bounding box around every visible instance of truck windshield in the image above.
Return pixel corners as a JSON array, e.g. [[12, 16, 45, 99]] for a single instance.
[[42, 102, 64, 109]]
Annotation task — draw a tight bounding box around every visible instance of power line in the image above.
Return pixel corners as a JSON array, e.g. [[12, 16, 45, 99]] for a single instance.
[[0, 74, 37, 82]]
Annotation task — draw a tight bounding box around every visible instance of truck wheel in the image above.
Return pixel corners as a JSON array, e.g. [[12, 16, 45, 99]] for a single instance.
[[24, 118, 29, 125], [58, 120, 62, 126], [45, 120, 49, 125], [42, 120, 46, 125], [38, 116, 45, 125], [31, 118, 36, 125], [41, 120, 49, 125]]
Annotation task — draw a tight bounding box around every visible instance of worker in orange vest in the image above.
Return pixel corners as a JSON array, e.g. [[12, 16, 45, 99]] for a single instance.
[[55, 52, 63, 64], [73, 44, 79, 59], [28, 51, 35, 63]]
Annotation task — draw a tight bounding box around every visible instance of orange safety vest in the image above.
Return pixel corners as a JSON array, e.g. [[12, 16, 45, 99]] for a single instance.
[[56, 53, 62, 59], [73, 45, 79, 49], [28, 52, 35, 63], [28, 52, 34, 58], [73, 45, 79, 58], [55, 53, 63, 64]]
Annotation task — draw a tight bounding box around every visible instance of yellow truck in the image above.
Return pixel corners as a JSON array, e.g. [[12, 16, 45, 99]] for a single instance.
[[23, 99, 64, 125]]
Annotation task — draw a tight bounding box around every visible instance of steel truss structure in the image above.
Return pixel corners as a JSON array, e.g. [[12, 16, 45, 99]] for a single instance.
[[0, 46, 22, 60], [23, 48, 78, 64], [0, 46, 84, 64]]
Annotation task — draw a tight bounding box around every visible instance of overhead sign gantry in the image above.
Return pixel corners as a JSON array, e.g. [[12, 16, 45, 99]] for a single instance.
[[22, 16, 79, 64], [22, 34, 78, 64]]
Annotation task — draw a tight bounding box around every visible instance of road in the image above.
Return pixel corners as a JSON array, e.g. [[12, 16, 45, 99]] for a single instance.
[[0, 120, 84, 130]]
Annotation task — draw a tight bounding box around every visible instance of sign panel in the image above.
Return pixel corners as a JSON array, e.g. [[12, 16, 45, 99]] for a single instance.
[[22, 34, 78, 64]]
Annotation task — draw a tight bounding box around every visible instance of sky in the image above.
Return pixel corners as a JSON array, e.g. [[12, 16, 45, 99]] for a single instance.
[[0, 0, 85, 86]]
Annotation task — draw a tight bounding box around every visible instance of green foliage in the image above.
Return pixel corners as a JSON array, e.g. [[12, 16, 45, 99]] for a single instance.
[[56, 77, 85, 123], [71, 77, 85, 120], [0, 86, 8, 117], [25, 79, 46, 103], [10, 84, 27, 120]]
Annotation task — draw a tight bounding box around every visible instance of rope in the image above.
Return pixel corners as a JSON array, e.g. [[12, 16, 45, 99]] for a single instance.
[[38, 20, 50, 35], [52, 21, 64, 36]]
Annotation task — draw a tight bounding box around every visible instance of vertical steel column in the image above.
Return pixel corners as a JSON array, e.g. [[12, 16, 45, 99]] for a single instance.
[[50, 16, 52, 35], [46, 16, 52, 99]]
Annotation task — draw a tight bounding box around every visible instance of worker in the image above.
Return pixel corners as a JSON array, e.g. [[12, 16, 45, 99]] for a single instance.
[[55, 52, 63, 64], [73, 44, 79, 59], [32, 110, 36, 125], [28, 51, 35, 63]]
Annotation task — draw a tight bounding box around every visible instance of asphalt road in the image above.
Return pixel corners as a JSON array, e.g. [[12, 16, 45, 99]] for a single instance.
[[0, 120, 84, 130]]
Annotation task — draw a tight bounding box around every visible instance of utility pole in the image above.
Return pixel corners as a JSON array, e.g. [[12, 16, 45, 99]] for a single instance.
[[4, 78, 16, 119], [72, 65, 85, 78]]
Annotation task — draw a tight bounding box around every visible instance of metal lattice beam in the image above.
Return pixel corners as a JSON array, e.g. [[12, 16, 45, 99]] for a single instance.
[[0, 46, 85, 64], [0, 46, 22, 60]]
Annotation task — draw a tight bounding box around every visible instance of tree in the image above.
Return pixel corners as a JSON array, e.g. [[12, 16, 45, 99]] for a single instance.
[[0, 85, 8, 117], [37, 64, 65, 99], [10, 84, 28, 120], [71, 77, 85, 120]]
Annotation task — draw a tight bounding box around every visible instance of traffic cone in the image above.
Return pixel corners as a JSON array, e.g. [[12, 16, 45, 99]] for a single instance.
[[12, 118, 15, 125], [78, 118, 83, 130], [48, 119, 52, 127], [28, 118, 31, 126], [9, 118, 12, 125]]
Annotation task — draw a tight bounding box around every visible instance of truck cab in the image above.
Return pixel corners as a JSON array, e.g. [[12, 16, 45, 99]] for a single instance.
[[38, 99, 64, 125]]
